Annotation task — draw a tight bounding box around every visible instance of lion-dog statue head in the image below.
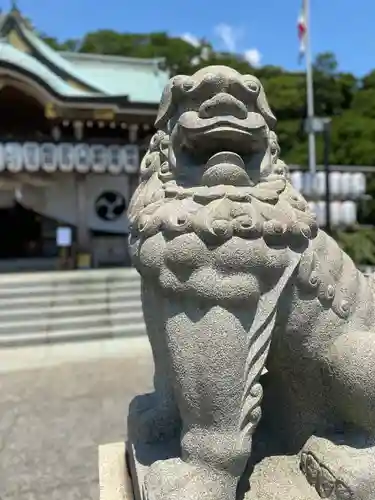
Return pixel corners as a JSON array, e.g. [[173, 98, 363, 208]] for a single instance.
[[128, 66, 318, 281]]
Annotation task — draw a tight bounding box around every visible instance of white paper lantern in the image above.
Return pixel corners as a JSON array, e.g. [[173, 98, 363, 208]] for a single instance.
[[339, 172, 352, 199], [315, 201, 326, 227], [308, 201, 316, 214], [303, 172, 314, 196], [123, 144, 139, 174], [23, 142, 40, 172], [107, 145, 122, 174], [329, 172, 341, 197], [91, 145, 108, 173], [351, 172, 366, 199], [74, 144, 91, 173], [0, 144, 5, 172], [40, 143, 57, 172], [290, 171, 304, 193], [58, 143, 74, 172], [5, 142, 23, 172], [315, 172, 326, 197], [330, 201, 341, 227], [341, 200, 357, 226]]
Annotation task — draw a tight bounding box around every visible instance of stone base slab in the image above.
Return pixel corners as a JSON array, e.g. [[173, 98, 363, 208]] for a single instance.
[[98, 442, 134, 500], [99, 436, 373, 499], [98, 440, 319, 500]]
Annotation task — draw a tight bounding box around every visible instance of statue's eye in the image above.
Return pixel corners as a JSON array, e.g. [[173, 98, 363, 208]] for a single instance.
[[176, 78, 194, 92], [182, 79, 194, 91], [245, 80, 259, 93], [172, 76, 194, 94]]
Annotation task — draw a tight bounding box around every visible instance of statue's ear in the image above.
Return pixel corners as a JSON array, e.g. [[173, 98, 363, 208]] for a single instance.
[[256, 84, 277, 130], [155, 75, 186, 130]]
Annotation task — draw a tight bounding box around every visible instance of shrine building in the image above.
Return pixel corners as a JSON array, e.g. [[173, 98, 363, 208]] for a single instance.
[[0, 6, 169, 271]]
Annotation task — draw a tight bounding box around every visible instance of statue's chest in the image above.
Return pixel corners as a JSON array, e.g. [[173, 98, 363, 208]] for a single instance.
[[134, 232, 292, 302]]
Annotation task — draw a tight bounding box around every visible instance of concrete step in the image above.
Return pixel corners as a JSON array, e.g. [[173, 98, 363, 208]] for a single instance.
[[6, 307, 144, 329], [0, 321, 146, 348], [0, 279, 141, 299], [0, 288, 142, 309], [0, 274, 141, 290], [0, 309, 144, 336], [0, 269, 140, 284], [0, 299, 143, 320], [0, 267, 139, 284], [0, 268, 145, 347]]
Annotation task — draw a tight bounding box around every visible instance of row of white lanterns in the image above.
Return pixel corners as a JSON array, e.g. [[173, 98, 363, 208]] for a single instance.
[[290, 171, 366, 200], [308, 201, 357, 227], [0, 142, 140, 174]]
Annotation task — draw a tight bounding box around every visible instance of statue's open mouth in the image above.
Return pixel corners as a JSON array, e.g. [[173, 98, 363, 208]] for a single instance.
[[178, 112, 268, 156]]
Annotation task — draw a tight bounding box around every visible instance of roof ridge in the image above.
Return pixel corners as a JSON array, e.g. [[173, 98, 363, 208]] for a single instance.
[[60, 51, 165, 65], [12, 20, 108, 94], [0, 41, 98, 97]]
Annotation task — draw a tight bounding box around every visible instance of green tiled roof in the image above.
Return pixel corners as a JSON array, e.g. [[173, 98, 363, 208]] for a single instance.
[[0, 39, 99, 97], [0, 8, 169, 104], [21, 26, 110, 94], [61, 52, 169, 103]]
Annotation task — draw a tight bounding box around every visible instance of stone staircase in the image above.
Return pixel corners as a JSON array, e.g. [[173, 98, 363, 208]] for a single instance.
[[0, 267, 145, 348]]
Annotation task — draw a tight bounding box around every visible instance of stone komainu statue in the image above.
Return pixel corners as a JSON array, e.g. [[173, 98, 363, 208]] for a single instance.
[[127, 66, 375, 500]]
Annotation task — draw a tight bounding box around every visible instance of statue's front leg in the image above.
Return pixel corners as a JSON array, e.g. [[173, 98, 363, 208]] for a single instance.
[[145, 304, 259, 500], [127, 280, 181, 445]]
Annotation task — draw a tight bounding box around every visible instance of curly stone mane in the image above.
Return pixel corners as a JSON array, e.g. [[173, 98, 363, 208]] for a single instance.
[[128, 128, 317, 252]]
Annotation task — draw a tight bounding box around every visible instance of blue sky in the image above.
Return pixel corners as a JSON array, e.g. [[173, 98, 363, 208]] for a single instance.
[[2, 0, 375, 76]]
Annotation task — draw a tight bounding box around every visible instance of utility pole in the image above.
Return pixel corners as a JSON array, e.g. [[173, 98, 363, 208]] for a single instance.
[[299, 0, 317, 193], [304, 0, 316, 183], [323, 120, 331, 233]]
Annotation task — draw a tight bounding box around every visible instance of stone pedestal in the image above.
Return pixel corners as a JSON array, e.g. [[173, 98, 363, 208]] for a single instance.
[[98, 442, 134, 500], [98, 441, 179, 500], [99, 437, 374, 500]]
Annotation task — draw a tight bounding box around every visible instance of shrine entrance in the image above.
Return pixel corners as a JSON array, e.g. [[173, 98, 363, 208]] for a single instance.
[[0, 202, 43, 259]]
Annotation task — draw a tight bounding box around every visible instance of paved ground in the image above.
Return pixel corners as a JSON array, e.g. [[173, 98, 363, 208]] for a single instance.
[[0, 338, 153, 500]]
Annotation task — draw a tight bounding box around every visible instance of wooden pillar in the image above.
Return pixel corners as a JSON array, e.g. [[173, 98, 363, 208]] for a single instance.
[[75, 174, 91, 268], [128, 124, 140, 199]]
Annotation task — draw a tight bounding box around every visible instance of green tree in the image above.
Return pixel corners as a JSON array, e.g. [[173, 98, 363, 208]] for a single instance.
[[77, 31, 203, 74], [313, 52, 358, 117], [335, 229, 375, 266], [40, 34, 81, 52]]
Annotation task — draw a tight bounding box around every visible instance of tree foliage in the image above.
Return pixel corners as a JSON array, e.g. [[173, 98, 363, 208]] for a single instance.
[[40, 32, 375, 264]]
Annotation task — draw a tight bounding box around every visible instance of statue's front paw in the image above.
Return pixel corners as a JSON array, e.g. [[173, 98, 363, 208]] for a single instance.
[[145, 458, 237, 500], [128, 393, 180, 444]]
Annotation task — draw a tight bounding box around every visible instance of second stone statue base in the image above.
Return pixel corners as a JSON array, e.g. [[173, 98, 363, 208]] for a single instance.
[[127, 443, 318, 500], [99, 434, 375, 500]]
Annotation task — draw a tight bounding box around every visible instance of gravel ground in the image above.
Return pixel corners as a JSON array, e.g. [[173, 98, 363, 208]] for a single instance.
[[0, 346, 154, 500]]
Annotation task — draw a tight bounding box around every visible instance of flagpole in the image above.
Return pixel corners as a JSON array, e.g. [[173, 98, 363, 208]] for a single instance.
[[304, 0, 317, 184]]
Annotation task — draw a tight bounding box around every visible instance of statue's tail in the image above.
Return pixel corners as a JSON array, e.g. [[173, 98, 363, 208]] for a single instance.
[[237, 253, 301, 452]]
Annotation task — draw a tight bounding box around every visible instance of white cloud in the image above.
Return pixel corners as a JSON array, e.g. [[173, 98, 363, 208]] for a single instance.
[[244, 48, 262, 67], [214, 23, 241, 52], [180, 32, 200, 48]]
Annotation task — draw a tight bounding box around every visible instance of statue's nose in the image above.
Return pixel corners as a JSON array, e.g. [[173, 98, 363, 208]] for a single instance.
[[198, 93, 247, 120]]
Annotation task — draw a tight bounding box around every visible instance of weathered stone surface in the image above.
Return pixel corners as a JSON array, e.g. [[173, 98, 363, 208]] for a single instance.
[[126, 65, 375, 499]]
